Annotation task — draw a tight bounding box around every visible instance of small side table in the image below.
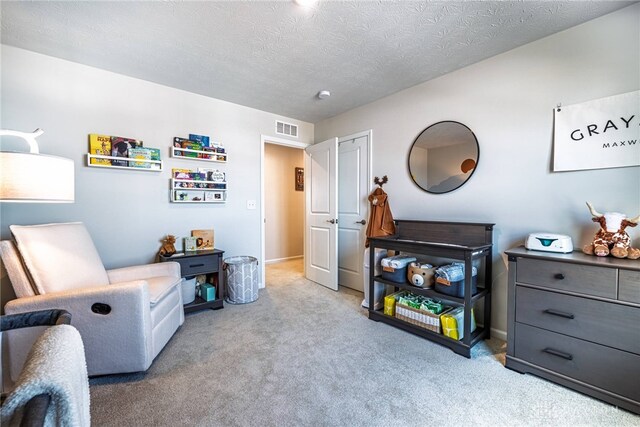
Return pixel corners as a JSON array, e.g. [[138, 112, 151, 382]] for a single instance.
[[159, 249, 225, 313]]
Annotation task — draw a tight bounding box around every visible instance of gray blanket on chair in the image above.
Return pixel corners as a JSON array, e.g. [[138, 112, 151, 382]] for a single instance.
[[1, 324, 90, 426]]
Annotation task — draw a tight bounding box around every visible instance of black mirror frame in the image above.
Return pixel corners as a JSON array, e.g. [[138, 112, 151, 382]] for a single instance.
[[407, 120, 480, 194]]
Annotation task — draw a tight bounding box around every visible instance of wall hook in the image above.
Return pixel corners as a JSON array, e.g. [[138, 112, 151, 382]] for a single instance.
[[374, 175, 388, 187]]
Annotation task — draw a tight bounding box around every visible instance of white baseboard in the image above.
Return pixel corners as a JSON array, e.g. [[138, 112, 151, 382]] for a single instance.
[[265, 255, 303, 265], [491, 327, 507, 342]]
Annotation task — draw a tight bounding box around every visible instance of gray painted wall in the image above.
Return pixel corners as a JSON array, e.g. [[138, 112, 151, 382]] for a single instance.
[[315, 4, 640, 338], [0, 46, 313, 305]]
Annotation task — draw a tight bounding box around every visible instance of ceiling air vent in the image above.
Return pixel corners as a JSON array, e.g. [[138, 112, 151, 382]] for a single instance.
[[276, 121, 298, 138]]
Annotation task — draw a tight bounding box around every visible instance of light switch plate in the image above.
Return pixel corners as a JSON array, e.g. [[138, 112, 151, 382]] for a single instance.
[[247, 200, 256, 210]]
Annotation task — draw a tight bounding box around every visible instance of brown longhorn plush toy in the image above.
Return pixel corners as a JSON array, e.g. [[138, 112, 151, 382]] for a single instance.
[[158, 235, 177, 258], [583, 202, 640, 259]]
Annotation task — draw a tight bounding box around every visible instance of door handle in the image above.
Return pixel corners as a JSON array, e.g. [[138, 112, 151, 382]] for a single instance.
[[326, 219, 336, 224], [355, 220, 366, 225]]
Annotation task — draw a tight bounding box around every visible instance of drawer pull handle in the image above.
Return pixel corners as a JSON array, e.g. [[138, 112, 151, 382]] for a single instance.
[[554, 273, 565, 280], [190, 263, 205, 268], [543, 309, 574, 319], [543, 347, 573, 360]]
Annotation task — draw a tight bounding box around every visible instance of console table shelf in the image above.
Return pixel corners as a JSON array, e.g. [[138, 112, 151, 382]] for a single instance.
[[368, 220, 494, 358]]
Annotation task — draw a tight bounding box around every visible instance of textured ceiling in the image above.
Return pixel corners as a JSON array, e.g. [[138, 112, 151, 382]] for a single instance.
[[0, 1, 635, 123]]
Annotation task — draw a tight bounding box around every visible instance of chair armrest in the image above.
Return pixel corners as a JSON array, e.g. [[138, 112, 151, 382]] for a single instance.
[[0, 309, 71, 332], [107, 261, 181, 283], [4, 281, 154, 376]]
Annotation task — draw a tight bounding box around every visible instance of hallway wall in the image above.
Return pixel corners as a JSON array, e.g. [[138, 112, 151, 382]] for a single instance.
[[265, 144, 304, 262]]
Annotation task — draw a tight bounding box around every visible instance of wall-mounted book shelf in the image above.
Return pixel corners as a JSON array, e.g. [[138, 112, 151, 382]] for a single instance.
[[170, 147, 228, 163], [171, 178, 227, 203], [86, 153, 163, 171]]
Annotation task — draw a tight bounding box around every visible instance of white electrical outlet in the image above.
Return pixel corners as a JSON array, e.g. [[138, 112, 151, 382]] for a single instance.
[[247, 200, 257, 210]]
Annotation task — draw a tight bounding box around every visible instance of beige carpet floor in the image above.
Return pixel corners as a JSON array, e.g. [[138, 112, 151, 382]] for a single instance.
[[89, 258, 639, 426]]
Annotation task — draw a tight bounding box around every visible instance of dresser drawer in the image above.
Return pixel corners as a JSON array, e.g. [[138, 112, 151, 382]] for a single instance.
[[514, 323, 640, 401], [516, 286, 640, 354], [619, 270, 640, 304], [516, 257, 617, 299], [173, 254, 220, 276]]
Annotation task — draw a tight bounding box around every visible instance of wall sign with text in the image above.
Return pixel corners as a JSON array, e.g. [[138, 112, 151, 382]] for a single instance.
[[553, 90, 639, 172]]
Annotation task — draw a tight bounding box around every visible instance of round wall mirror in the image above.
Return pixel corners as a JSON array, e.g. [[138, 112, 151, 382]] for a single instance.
[[408, 121, 479, 194]]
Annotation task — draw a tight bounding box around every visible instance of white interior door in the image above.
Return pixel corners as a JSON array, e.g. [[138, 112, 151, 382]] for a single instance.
[[305, 138, 338, 291], [338, 134, 370, 291]]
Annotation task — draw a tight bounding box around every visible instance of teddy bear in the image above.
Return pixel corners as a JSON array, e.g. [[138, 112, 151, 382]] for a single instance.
[[158, 234, 177, 258], [583, 202, 640, 259], [407, 262, 436, 288]]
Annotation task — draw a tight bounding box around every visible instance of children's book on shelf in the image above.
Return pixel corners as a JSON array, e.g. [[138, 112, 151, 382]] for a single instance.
[[183, 142, 203, 158], [189, 134, 210, 147], [212, 141, 226, 154], [192, 229, 214, 250], [128, 147, 151, 168], [173, 137, 203, 158], [173, 168, 208, 181], [88, 134, 111, 165], [172, 137, 185, 156], [196, 168, 224, 182], [184, 236, 197, 252], [205, 191, 225, 202], [111, 136, 142, 166], [172, 168, 191, 179], [174, 190, 205, 202], [146, 147, 161, 170]]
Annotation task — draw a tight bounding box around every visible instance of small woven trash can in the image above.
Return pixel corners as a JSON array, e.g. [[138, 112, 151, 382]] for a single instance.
[[224, 256, 259, 304]]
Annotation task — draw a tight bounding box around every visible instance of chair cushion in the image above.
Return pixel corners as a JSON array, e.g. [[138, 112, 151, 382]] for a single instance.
[[10, 222, 109, 295], [146, 276, 182, 306]]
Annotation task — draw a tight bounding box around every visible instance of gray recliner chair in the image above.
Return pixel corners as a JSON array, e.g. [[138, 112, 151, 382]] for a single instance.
[[0, 222, 184, 381]]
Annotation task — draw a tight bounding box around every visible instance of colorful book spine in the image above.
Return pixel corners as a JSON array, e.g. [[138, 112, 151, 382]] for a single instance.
[[89, 134, 112, 165]]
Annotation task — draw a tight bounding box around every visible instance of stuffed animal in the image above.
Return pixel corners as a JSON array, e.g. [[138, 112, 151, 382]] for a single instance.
[[158, 234, 177, 258], [407, 262, 436, 288], [583, 202, 640, 259]]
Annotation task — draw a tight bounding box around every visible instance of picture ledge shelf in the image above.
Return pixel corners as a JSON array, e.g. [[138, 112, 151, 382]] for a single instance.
[[86, 153, 163, 171], [171, 178, 227, 204], [170, 147, 227, 163]]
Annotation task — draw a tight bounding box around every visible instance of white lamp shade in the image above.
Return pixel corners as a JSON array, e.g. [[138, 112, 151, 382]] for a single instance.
[[0, 152, 75, 202]]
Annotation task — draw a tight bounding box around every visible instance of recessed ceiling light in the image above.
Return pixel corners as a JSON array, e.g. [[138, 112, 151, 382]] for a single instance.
[[317, 90, 330, 99], [293, 0, 317, 8]]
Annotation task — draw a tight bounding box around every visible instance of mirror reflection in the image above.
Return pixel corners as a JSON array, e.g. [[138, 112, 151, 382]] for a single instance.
[[408, 121, 479, 194]]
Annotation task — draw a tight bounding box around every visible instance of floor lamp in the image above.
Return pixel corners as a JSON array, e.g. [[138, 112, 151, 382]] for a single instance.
[[0, 129, 74, 203]]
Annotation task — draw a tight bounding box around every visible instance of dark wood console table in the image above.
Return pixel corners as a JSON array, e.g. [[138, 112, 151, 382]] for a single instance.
[[368, 220, 494, 358], [160, 249, 225, 313]]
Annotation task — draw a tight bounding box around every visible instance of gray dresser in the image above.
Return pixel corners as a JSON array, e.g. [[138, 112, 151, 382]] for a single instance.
[[505, 246, 640, 414]]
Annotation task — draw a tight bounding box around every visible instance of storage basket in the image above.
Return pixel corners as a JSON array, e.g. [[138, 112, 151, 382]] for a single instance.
[[381, 255, 416, 283], [224, 256, 259, 304], [395, 302, 452, 333], [181, 277, 196, 305], [435, 275, 478, 298]]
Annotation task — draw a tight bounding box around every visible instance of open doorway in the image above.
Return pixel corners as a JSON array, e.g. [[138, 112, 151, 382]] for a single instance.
[[260, 136, 309, 288]]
